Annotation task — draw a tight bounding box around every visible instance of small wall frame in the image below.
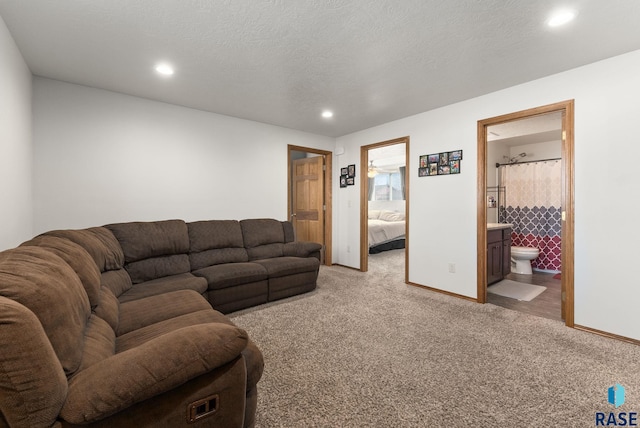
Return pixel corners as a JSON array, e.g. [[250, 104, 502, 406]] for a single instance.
[[340, 164, 356, 189]]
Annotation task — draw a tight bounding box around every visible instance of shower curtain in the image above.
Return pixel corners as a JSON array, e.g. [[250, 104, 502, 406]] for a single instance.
[[498, 160, 562, 271]]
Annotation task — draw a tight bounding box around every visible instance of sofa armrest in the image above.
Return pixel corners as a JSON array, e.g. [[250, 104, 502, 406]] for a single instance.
[[61, 323, 248, 424], [283, 241, 322, 259]]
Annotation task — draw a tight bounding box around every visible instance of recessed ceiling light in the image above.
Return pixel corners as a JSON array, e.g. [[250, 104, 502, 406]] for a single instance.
[[321, 110, 333, 119], [547, 10, 576, 27], [155, 63, 174, 76]]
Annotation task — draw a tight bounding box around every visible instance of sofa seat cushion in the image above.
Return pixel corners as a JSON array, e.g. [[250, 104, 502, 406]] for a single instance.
[[116, 309, 233, 352], [117, 273, 207, 303], [193, 263, 268, 290], [253, 256, 320, 278], [62, 323, 248, 425], [117, 290, 212, 336]]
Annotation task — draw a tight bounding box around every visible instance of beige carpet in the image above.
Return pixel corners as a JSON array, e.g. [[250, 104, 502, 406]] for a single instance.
[[231, 249, 640, 427]]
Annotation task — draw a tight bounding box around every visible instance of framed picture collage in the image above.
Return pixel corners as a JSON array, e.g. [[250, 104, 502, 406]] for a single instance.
[[418, 150, 462, 177]]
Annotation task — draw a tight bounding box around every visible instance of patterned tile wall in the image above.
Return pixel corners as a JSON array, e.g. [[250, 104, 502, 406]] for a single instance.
[[501, 206, 562, 271]]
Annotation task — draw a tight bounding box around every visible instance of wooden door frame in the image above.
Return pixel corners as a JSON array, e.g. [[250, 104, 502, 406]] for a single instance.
[[287, 145, 333, 266], [476, 100, 575, 327], [359, 136, 410, 284]]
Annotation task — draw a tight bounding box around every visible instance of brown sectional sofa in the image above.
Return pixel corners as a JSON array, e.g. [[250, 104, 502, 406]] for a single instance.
[[0, 218, 321, 427], [104, 218, 322, 313]]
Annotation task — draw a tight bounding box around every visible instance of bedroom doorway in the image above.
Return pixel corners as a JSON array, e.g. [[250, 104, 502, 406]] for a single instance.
[[359, 136, 409, 283], [288, 145, 333, 266]]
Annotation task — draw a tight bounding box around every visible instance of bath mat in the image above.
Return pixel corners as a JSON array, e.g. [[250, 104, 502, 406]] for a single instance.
[[488, 280, 547, 301]]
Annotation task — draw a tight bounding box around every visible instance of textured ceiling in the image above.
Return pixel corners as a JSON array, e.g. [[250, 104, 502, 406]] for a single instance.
[[1, 1, 640, 137]]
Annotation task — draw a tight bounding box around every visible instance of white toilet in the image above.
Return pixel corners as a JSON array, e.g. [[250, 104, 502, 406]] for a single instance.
[[511, 246, 540, 275]]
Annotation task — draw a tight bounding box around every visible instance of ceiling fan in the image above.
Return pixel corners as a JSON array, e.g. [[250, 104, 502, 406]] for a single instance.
[[367, 160, 378, 178]]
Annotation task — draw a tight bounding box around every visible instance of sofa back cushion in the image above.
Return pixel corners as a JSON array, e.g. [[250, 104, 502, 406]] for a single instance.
[[36, 228, 130, 328], [20, 235, 102, 310], [0, 247, 90, 376], [0, 296, 68, 428], [240, 219, 286, 260], [282, 220, 296, 243], [42, 227, 125, 273], [188, 220, 249, 270], [106, 220, 191, 284]]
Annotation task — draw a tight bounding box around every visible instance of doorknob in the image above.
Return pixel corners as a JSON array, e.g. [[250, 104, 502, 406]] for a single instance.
[[290, 213, 297, 218]]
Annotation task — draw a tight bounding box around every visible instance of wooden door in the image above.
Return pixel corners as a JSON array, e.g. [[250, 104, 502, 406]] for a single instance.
[[292, 156, 324, 254]]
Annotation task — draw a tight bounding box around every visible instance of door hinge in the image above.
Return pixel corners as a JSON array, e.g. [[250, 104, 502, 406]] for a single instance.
[[323, 165, 326, 171], [562, 130, 566, 141], [323, 205, 326, 211], [561, 291, 566, 302]]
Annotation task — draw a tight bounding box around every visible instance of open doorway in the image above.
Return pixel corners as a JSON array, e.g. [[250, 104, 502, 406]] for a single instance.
[[359, 137, 409, 283], [477, 101, 575, 326], [486, 112, 563, 321], [288, 145, 333, 266]]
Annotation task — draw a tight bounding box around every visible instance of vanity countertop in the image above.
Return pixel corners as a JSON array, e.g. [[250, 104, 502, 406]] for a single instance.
[[487, 223, 513, 230]]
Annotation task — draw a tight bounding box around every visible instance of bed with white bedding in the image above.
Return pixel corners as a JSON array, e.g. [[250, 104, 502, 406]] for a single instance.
[[368, 210, 406, 254]]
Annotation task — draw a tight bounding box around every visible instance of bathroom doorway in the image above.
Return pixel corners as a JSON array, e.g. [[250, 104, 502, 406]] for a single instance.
[[477, 101, 575, 326], [486, 112, 563, 321]]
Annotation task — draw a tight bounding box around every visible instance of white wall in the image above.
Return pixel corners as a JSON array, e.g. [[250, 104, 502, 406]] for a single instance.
[[17, 43, 640, 340], [0, 16, 32, 250], [511, 140, 561, 162], [336, 49, 640, 341], [32, 78, 334, 234]]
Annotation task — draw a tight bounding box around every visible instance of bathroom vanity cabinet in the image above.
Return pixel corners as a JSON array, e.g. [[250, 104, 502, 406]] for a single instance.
[[487, 226, 512, 285]]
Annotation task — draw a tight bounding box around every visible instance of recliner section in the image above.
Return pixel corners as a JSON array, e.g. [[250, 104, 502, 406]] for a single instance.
[[0, 217, 320, 427], [2, 228, 261, 427], [104, 218, 321, 314], [188, 219, 269, 314]]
